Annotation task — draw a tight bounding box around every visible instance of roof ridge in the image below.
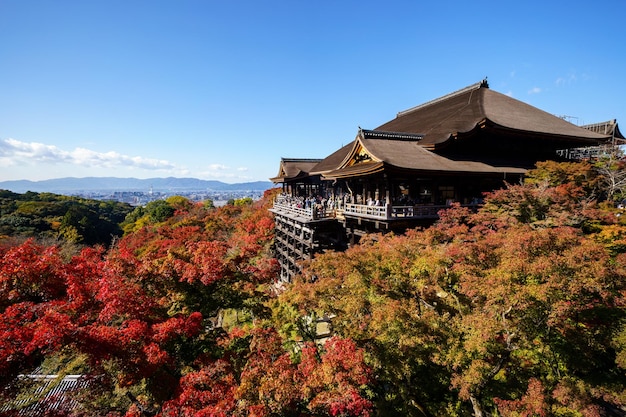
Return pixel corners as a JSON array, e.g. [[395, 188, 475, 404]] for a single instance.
[[396, 79, 489, 118], [281, 158, 323, 162], [360, 128, 424, 141]]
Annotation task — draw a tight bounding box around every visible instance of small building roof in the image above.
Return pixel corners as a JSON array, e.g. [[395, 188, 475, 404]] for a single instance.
[[580, 119, 625, 142], [376, 79, 611, 149], [1, 373, 88, 416], [270, 158, 322, 183]]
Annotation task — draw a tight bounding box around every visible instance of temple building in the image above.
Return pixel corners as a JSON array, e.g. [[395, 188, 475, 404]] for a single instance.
[[270, 80, 624, 282]]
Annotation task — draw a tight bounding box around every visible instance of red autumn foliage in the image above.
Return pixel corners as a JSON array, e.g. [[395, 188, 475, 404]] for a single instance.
[[5, 163, 625, 416], [0, 194, 287, 415]]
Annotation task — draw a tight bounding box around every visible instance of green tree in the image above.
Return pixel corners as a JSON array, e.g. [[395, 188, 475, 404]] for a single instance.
[[234, 197, 254, 206], [0, 191, 132, 245], [275, 161, 626, 416]]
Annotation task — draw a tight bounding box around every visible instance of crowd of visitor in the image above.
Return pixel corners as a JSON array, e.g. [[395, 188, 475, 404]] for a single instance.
[[275, 193, 340, 218], [275, 192, 483, 219]]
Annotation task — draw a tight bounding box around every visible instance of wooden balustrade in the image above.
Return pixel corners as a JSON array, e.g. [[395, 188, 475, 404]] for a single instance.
[[273, 198, 468, 221], [272, 200, 333, 219], [343, 203, 389, 218], [343, 203, 446, 219]]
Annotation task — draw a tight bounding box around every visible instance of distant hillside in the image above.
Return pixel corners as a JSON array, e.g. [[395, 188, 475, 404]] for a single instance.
[[0, 189, 133, 245], [0, 177, 275, 193]]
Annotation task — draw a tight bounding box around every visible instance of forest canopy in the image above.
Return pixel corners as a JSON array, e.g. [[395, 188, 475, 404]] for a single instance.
[[0, 190, 133, 246], [1, 160, 626, 417]]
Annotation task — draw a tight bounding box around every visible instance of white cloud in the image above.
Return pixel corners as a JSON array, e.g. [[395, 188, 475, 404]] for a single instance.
[[198, 164, 252, 181], [203, 171, 237, 179], [0, 138, 67, 162], [208, 163, 229, 171], [556, 72, 578, 86], [0, 138, 178, 171], [528, 87, 542, 95]]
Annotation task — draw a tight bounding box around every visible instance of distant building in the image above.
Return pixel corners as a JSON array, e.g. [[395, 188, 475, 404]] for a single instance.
[[1, 372, 88, 416], [270, 80, 625, 282]]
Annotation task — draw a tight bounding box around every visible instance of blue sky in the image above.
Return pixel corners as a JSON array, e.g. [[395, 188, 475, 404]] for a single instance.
[[1, 0, 625, 183]]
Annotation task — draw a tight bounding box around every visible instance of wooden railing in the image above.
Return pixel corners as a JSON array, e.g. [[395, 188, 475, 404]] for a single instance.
[[343, 203, 446, 219], [272, 198, 470, 221], [271, 199, 334, 220], [343, 203, 391, 218], [390, 204, 447, 218]]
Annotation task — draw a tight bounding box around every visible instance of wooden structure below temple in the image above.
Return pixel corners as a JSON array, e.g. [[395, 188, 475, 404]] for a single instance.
[[270, 80, 624, 282]]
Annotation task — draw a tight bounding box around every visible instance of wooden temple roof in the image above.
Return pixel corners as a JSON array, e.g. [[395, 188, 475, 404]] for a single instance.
[[319, 129, 527, 180], [270, 158, 322, 183], [309, 144, 353, 175], [272, 80, 618, 183], [376, 79, 611, 149], [580, 119, 625, 142]]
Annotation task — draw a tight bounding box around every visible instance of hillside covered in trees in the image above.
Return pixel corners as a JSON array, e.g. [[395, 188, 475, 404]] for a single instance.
[[0, 190, 133, 246], [1, 160, 626, 416]]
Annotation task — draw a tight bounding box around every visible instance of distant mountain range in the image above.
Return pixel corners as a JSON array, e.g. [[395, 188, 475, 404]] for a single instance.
[[0, 177, 275, 194]]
